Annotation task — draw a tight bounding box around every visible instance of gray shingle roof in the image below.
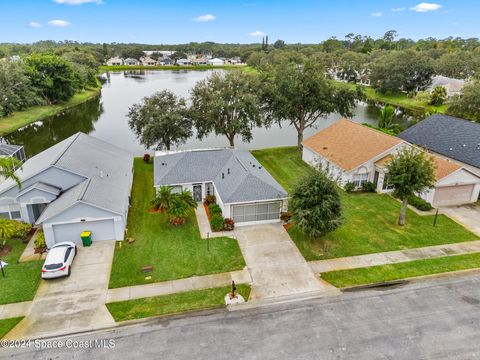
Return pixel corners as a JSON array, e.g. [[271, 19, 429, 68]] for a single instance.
[[16, 182, 61, 198], [34, 133, 133, 223], [398, 114, 480, 169], [154, 149, 287, 204]]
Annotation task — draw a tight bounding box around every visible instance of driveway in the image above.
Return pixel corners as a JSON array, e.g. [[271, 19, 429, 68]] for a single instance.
[[442, 204, 480, 237], [234, 223, 339, 301], [5, 241, 116, 340]]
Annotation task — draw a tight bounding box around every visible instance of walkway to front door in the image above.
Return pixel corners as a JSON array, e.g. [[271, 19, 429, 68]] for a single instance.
[[234, 224, 339, 300]]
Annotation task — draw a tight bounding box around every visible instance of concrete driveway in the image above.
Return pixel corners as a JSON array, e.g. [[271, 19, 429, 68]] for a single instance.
[[234, 223, 339, 301], [442, 204, 480, 236], [5, 241, 116, 340]]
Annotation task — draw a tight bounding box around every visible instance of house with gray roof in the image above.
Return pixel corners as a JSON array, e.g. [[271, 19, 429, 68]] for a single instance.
[[0, 132, 133, 248], [399, 114, 480, 176], [154, 149, 288, 225]]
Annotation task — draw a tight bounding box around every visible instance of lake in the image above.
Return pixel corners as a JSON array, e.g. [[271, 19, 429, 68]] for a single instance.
[[5, 70, 384, 157]]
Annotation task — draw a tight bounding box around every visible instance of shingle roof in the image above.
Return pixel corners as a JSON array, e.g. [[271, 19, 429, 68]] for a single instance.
[[154, 149, 287, 204], [0, 132, 133, 224], [16, 182, 61, 198], [0, 144, 23, 157], [303, 119, 404, 171], [35, 133, 133, 223], [398, 114, 480, 169]]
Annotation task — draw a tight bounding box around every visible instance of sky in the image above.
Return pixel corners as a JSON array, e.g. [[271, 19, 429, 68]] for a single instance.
[[0, 0, 479, 44]]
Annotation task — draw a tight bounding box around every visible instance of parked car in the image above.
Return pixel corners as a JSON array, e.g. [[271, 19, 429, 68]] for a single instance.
[[41, 242, 77, 279]]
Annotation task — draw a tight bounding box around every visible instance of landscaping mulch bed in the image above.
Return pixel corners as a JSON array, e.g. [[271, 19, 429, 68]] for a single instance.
[[0, 245, 12, 257]]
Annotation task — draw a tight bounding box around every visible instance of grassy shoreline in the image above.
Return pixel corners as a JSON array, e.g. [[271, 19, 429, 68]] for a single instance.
[[0, 85, 101, 136], [100, 64, 249, 72]]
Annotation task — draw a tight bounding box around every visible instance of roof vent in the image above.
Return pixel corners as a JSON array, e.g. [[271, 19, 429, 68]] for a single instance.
[[227, 168, 230, 175], [449, 148, 453, 151], [100, 170, 104, 178], [222, 172, 224, 179], [323, 146, 328, 150]]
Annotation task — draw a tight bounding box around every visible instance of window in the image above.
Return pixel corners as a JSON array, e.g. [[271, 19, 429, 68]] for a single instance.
[[353, 173, 368, 187], [0, 212, 9, 219], [382, 174, 394, 191], [10, 211, 21, 220], [232, 201, 282, 223], [170, 186, 182, 194]]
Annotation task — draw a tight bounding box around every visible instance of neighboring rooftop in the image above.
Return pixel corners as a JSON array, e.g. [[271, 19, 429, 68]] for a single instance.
[[398, 114, 480, 169], [154, 149, 288, 203], [303, 119, 404, 171], [0, 143, 23, 157], [0, 132, 133, 223]]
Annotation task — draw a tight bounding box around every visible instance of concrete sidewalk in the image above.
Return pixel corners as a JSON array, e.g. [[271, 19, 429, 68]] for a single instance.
[[0, 301, 32, 320], [194, 205, 234, 239], [309, 240, 480, 274], [107, 269, 252, 303]]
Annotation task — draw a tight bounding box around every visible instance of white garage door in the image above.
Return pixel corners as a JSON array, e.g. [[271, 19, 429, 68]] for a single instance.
[[51, 219, 116, 244], [232, 201, 281, 223], [433, 184, 475, 207]]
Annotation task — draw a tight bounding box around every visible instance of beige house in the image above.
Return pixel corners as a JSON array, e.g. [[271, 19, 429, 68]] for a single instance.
[[302, 119, 480, 207]]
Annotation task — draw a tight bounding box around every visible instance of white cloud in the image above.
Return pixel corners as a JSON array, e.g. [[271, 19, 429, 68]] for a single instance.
[[53, 0, 102, 4], [391, 7, 405, 12], [411, 2, 442, 12], [29, 22, 42, 28], [371, 12, 382, 17], [48, 19, 71, 27], [249, 30, 266, 37], [194, 14, 216, 22]]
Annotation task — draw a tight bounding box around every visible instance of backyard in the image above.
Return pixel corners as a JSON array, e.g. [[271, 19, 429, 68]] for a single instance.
[[108, 158, 245, 289], [0, 238, 42, 305], [252, 147, 479, 261]]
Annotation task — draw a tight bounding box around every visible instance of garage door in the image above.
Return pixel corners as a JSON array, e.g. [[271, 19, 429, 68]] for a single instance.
[[232, 201, 281, 223], [51, 219, 116, 244], [433, 184, 475, 207]]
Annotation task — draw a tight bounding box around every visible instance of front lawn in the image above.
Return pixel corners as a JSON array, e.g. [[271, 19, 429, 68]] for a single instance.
[[252, 147, 478, 261], [0, 238, 43, 305], [109, 159, 245, 289], [107, 284, 251, 322], [321, 253, 480, 288], [0, 317, 23, 339]]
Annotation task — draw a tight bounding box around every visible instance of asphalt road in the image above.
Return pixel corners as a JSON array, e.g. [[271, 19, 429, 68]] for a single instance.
[[3, 273, 480, 360]]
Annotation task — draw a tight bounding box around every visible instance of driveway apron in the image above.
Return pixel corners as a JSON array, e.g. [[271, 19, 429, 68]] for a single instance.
[[234, 224, 339, 301], [4, 241, 116, 340]]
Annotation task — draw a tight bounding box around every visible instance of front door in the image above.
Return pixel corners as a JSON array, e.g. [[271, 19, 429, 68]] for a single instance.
[[193, 184, 202, 202]]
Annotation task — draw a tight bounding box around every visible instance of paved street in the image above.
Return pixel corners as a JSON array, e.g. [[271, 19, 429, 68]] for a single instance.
[[4, 273, 480, 360]]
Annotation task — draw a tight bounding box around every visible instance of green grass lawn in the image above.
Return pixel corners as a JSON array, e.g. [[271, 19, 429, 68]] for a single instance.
[[0, 238, 43, 305], [321, 253, 480, 288], [252, 147, 478, 261], [0, 86, 101, 136], [108, 159, 245, 289], [0, 317, 23, 339], [107, 284, 251, 322], [339, 82, 448, 115]]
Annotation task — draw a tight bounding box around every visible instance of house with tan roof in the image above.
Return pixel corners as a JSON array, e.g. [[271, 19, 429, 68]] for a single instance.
[[302, 119, 480, 207]]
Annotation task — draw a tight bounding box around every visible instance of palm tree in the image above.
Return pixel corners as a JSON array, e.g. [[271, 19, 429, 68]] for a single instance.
[[0, 157, 22, 189], [179, 190, 198, 210], [151, 186, 173, 211], [167, 195, 190, 225], [0, 218, 15, 249], [378, 105, 400, 133]]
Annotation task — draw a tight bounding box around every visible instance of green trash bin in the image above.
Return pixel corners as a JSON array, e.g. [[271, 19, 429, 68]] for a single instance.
[[81, 231, 92, 247]]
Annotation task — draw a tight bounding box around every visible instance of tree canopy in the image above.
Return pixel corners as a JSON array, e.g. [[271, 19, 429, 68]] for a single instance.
[[189, 70, 264, 147], [386, 147, 436, 226], [261, 61, 359, 147], [128, 90, 193, 151], [290, 169, 343, 240], [448, 80, 480, 122]]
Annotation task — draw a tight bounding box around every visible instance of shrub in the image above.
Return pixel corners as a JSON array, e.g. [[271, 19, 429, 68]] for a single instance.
[[344, 182, 356, 192], [210, 214, 224, 232], [208, 203, 222, 216], [361, 181, 377, 193], [203, 195, 216, 206], [143, 154, 151, 163], [280, 211, 293, 224], [408, 195, 433, 211], [223, 218, 235, 231], [11, 221, 32, 241], [34, 231, 46, 249]]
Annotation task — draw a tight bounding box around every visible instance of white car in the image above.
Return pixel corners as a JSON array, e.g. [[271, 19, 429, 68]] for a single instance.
[[41, 242, 77, 279]]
